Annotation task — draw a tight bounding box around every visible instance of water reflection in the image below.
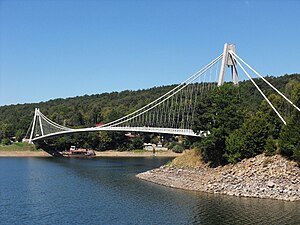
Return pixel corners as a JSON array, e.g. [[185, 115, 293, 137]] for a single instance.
[[187, 193, 300, 225]]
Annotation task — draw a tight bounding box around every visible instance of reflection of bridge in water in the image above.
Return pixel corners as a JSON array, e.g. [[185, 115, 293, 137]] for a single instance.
[[24, 43, 300, 143]]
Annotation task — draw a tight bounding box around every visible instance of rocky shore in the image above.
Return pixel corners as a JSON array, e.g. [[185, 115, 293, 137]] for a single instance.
[[137, 154, 300, 201]]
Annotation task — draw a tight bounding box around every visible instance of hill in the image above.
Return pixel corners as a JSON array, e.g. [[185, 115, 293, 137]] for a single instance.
[[0, 74, 299, 163]]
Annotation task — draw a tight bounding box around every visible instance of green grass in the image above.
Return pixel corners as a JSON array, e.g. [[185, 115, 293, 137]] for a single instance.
[[130, 149, 147, 153], [130, 149, 169, 153], [0, 142, 40, 151]]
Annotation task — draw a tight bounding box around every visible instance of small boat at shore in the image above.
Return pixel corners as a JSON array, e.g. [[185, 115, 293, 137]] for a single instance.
[[62, 146, 96, 158]]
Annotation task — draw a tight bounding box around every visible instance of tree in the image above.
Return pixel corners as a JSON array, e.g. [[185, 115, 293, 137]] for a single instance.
[[129, 136, 144, 150], [1, 138, 11, 145], [279, 112, 300, 164], [193, 84, 243, 166], [172, 144, 184, 153], [200, 127, 227, 166], [225, 111, 271, 163], [278, 83, 300, 164], [0, 123, 14, 142], [98, 131, 113, 150], [224, 129, 245, 163], [192, 91, 213, 134], [15, 129, 25, 142], [259, 94, 284, 139], [0, 74, 299, 153], [264, 137, 278, 156]]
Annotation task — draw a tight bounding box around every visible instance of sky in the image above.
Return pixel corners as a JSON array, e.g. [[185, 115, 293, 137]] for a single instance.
[[0, 0, 299, 106]]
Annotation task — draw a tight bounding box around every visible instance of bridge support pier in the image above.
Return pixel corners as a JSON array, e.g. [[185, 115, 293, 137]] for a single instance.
[[218, 43, 238, 86]]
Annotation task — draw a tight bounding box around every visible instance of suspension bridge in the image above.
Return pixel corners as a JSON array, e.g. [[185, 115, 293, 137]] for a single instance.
[[24, 44, 300, 143]]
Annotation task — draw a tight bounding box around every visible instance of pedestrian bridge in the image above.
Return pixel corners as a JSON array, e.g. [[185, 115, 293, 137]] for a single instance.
[[24, 43, 300, 143]]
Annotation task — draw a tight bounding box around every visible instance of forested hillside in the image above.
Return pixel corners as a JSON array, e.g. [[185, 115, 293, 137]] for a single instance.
[[192, 74, 300, 166], [0, 74, 299, 164]]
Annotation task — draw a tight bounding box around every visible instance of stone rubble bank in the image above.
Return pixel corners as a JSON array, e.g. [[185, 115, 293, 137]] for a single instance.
[[136, 154, 300, 201]]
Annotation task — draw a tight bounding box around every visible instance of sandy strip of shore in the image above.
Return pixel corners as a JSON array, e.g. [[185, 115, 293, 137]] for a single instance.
[[0, 150, 180, 158], [0, 151, 52, 157], [95, 150, 180, 157]]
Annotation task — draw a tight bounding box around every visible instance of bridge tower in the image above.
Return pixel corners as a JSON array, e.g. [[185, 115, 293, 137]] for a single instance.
[[218, 43, 238, 86], [28, 108, 44, 143]]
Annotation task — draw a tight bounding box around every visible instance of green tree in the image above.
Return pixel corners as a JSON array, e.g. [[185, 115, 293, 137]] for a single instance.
[[98, 131, 113, 150], [130, 136, 144, 150], [0, 123, 14, 141], [0, 74, 299, 153], [225, 111, 271, 163], [224, 129, 244, 163], [1, 138, 11, 145], [264, 137, 278, 156], [259, 94, 284, 139], [193, 84, 243, 166], [172, 144, 184, 153], [15, 129, 25, 142], [279, 83, 300, 164], [279, 113, 300, 164], [200, 127, 227, 166]]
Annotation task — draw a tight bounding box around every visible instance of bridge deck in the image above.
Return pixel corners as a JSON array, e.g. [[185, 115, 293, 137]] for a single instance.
[[32, 126, 200, 141]]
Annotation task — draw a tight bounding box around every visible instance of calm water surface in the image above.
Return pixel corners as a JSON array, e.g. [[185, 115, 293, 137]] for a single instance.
[[0, 157, 299, 225]]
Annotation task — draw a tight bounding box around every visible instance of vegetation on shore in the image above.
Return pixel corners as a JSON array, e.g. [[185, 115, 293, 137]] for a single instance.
[[170, 149, 204, 168], [192, 74, 300, 166], [0, 142, 40, 151], [137, 152, 300, 201], [0, 74, 299, 165]]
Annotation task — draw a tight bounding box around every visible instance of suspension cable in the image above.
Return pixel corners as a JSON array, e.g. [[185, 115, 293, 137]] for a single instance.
[[108, 55, 223, 127], [229, 52, 286, 125], [229, 51, 300, 113], [103, 54, 223, 127]]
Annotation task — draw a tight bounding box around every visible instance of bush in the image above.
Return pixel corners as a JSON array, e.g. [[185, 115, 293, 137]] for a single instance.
[[264, 137, 278, 156], [225, 129, 244, 163], [172, 144, 184, 153], [279, 111, 300, 165], [168, 141, 177, 149], [200, 127, 227, 166], [224, 111, 271, 163], [1, 138, 11, 145]]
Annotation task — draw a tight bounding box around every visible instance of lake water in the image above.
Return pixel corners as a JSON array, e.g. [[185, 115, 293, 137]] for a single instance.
[[0, 157, 299, 224]]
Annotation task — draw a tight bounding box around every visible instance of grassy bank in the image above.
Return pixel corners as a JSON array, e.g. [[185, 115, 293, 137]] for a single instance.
[[0, 142, 41, 151], [170, 149, 204, 168]]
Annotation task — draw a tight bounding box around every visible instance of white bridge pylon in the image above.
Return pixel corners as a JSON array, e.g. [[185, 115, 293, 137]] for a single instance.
[[25, 44, 300, 143]]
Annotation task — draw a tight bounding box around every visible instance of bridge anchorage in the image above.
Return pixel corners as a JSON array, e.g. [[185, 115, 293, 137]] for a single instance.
[[24, 43, 300, 143]]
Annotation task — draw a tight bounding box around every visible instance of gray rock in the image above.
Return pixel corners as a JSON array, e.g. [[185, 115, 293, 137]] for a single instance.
[[266, 181, 275, 188]]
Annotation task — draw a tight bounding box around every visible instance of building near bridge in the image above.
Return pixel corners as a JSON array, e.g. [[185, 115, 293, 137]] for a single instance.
[[143, 142, 168, 151]]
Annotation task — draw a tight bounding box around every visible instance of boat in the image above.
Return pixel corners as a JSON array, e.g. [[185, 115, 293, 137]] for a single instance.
[[62, 146, 96, 158]]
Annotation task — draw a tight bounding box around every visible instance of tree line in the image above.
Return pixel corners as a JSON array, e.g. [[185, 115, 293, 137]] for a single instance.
[[192, 74, 300, 166], [0, 74, 299, 165]]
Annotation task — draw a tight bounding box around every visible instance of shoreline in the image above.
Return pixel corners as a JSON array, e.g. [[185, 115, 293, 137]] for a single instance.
[[0, 150, 180, 158], [137, 154, 300, 202], [0, 151, 51, 157], [95, 150, 179, 157]]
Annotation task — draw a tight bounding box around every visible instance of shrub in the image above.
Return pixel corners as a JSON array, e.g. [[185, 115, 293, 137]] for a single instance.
[[172, 144, 184, 153], [264, 137, 278, 156], [1, 138, 11, 145], [279, 112, 300, 165]]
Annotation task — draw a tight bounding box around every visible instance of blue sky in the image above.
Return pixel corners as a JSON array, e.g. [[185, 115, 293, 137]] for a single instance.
[[0, 0, 299, 106]]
